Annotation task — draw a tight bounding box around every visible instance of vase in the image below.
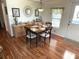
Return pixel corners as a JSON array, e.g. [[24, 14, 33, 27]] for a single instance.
[[14, 17, 18, 25]]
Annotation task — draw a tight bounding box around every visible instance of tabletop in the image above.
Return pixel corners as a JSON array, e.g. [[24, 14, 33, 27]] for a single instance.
[[24, 22, 47, 33]]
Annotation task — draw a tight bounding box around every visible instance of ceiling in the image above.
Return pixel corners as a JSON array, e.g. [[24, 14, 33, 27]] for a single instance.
[[31, 0, 64, 2], [31, 0, 66, 4]]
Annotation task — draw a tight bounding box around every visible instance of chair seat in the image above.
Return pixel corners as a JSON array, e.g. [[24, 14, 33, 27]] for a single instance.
[[26, 34, 36, 39], [40, 33, 50, 38]]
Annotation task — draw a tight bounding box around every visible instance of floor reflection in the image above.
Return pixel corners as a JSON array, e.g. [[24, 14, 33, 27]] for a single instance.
[[63, 50, 76, 59], [49, 39, 57, 48]]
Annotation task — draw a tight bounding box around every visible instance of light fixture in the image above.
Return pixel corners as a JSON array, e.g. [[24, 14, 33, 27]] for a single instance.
[[38, 0, 44, 12]]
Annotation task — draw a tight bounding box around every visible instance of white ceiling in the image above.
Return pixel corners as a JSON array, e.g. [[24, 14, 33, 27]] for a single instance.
[[29, 0, 73, 7], [31, 0, 64, 2], [31, 0, 66, 4]]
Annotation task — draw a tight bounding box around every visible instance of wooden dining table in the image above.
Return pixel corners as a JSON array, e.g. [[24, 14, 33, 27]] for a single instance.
[[24, 22, 48, 46], [24, 22, 47, 34], [24, 22, 52, 47]]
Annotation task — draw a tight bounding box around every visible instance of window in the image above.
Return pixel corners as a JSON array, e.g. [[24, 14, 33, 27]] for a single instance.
[[72, 5, 79, 24], [52, 8, 63, 28]]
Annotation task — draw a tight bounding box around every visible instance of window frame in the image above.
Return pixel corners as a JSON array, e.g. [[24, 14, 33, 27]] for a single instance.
[[51, 7, 64, 28], [72, 5, 79, 24]]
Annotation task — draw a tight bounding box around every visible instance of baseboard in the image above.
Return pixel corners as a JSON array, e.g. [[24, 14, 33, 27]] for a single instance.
[[52, 32, 65, 37], [64, 37, 79, 47]]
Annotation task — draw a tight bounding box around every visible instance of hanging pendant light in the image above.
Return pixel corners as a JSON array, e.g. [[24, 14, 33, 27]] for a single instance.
[[38, 8, 44, 12], [38, 0, 44, 12]]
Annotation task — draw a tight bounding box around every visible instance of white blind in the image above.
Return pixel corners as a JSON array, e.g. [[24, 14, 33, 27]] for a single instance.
[[52, 8, 63, 28]]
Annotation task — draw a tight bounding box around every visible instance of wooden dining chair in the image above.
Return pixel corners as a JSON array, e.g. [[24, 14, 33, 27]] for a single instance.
[[45, 22, 52, 28], [25, 27, 38, 47], [40, 25, 52, 44]]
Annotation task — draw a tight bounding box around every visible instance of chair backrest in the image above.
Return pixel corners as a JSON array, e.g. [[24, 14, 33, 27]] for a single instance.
[[45, 22, 52, 31], [40, 27, 52, 38], [45, 22, 52, 28], [46, 27, 52, 34]]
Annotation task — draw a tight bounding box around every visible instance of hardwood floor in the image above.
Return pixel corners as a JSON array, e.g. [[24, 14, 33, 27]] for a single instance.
[[0, 30, 79, 59]]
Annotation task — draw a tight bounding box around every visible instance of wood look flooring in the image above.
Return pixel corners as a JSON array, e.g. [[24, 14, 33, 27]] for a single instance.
[[0, 30, 79, 59]]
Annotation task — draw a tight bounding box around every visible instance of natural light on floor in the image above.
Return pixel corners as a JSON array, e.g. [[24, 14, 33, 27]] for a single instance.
[[63, 50, 76, 59]]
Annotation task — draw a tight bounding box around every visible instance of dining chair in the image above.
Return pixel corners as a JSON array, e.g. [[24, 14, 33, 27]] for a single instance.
[[45, 22, 52, 28], [40, 24, 52, 44], [40, 22, 53, 43], [25, 27, 38, 47]]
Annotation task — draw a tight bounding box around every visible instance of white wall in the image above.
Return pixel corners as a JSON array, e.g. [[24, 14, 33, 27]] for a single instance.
[[41, 0, 67, 37], [33, 0, 79, 42], [5, 0, 66, 36], [5, 0, 79, 42], [41, 0, 66, 23], [55, 0, 79, 42], [5, 0, 41, 36], [64, 1, 79, 42]]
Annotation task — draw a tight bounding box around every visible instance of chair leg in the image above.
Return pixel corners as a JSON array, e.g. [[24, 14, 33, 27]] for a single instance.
[[30, 39, 31, 48], [36, 38, 37, 47], [44, 38, 46, 45], [26, 37, 28, 43], [49, 36, 51, 43], [49, 37, 50, 43]]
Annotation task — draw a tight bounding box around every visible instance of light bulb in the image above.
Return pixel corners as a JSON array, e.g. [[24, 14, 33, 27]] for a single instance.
[[38, 8, 44, 12]]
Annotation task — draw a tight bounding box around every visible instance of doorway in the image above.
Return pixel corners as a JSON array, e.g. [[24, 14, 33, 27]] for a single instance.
[[66, 5, 79, 42], [0, 21, 1, 29], [0, 0, 5, 30]]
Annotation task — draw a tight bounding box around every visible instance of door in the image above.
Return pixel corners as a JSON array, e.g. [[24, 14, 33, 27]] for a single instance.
[[66, 5, 79, 42]]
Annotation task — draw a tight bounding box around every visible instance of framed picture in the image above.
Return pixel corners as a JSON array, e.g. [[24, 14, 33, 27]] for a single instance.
[[24, 7, 32, 16], [35, 9, 39, 17], [12, 8, 20, 17]]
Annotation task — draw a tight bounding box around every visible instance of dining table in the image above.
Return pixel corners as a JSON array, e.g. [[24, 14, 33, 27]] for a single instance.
[[24, 22, 48, 47], [24, 22, 47, 34], [24, 22, 52, 47], [24, 22, 48, 43]]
